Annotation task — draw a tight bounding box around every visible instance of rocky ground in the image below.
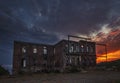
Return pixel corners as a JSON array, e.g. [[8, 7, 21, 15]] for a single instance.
[[0, 71, 120, 83]]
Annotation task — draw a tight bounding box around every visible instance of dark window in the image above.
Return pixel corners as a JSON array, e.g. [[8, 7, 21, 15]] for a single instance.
[[21, 59, 26, 68], [54, 48, 56, 54], [76, 45, 79, 52], [86, 46, 89, 52], [90, 46, 93, 53]]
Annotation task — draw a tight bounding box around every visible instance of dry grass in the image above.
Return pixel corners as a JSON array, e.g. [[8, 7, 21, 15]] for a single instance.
[[0, 71, 120, 83]]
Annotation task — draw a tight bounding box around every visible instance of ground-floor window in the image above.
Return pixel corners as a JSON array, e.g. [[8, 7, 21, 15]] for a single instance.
[[21, 59, 26, 68]]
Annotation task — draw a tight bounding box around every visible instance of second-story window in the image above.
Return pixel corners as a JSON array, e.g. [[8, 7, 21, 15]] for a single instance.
[[65, 44, 68, 53], [76, 45, 79, 52], [69, 57, 72, 64], [81, 45, 84, 52], [33, 48, 37, 53], [54, 48, 56, 54], [69, 45, 74, 53], [86, 46, 89, 52], [90, 46, 93, 53], [43, 46, 47, 54], [22, 47, 26, 53]]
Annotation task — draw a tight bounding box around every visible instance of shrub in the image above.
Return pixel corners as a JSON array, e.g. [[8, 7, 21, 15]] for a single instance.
[[0, 65, 9, 75]]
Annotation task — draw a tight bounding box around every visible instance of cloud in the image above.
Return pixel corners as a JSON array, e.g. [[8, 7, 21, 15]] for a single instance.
[[0, 0, 117, 36], [90, 17, 120, 62], [108, 0, 120, 19], [0, 9, 59, 66], [83, 16, 120, 63], [42, 0, 112, 35], [90, 24, 112, 41]]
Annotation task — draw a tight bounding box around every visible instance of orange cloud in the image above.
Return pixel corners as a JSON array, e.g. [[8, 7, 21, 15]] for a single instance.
[[92, 24, 120, 63], [97, 50, 120, 63]]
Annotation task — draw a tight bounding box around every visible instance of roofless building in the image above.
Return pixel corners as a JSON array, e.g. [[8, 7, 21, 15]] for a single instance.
[[13, 35, 96, 74]]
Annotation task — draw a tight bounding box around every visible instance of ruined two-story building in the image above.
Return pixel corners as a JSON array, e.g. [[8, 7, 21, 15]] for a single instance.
[[13, 37, 96, 74]]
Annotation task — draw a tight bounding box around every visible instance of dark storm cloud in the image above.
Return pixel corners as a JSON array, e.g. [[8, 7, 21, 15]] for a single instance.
[[0, 1, 59, 43], [108, 0, 120, 20], [44, 0, 112, 35], [1, 0, 119, 35], [0, 3, 58, 66]]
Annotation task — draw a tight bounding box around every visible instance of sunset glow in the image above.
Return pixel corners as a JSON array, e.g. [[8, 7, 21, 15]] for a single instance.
[[91, 23, 120, 64], [97, 50, 120, 63]]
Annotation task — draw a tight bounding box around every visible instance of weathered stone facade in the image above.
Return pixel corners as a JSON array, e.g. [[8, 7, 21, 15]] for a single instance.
[[13, 40, 96, 74]]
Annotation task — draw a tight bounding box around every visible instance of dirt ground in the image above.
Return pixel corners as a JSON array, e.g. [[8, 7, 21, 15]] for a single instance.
[[0, 71, 120, 83]]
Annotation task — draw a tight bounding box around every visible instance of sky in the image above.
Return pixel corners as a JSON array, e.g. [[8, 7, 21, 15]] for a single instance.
[[0, 0, 120, 72]]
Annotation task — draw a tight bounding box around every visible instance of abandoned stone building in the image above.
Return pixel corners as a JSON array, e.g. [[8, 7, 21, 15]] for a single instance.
[[13, 38, 96, 74]]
